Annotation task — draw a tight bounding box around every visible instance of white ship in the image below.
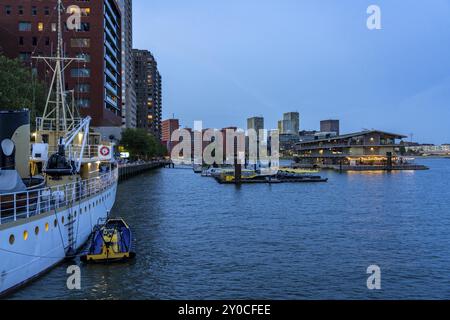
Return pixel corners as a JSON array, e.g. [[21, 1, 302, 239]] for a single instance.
[[0, 1, 117, 296]]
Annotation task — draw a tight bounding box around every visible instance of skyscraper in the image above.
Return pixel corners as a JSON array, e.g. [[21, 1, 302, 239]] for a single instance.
[[0, 0, 123, 131], [277, 112, 299, 135], [119, 0, 137, 129], [247, 117, 265, 163], [132, 49, 162, 140], [247, 117, 265, 133], [320, 119, 340, 136], [278, 112, 300, 135]]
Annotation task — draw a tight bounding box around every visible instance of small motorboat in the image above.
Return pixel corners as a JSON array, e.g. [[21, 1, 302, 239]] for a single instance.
[[81, 218, 135, 263]]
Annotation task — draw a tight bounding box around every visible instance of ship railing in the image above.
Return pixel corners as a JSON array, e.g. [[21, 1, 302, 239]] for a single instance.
[[46, 145, 111, 160], [0, 169, 118, 225]]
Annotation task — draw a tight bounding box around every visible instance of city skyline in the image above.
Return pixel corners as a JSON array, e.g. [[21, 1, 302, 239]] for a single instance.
[[134, 0, 450, 144]]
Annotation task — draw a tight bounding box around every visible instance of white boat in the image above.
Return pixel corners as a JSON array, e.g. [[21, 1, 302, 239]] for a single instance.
[[0, 1, 117, 296], [201, 167, 226, 177]]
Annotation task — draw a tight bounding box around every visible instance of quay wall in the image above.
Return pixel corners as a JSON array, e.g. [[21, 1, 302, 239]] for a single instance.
[[118, 161, 169, 182]]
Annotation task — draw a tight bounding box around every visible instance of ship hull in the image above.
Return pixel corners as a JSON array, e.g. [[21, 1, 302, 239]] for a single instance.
[[0, 181, 117, 297]]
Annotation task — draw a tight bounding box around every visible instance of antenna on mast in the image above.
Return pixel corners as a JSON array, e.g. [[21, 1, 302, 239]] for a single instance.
[[33, 0, 85, 137]]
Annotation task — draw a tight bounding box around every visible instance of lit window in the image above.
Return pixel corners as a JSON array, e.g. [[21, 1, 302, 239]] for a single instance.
[[71, 68, 91, 77], [81, 8, 91, 16], [23, 231, 29, 241], [38, 22, 44, 32], [71, 38, 90, 48], [18, 22, 32, 32]]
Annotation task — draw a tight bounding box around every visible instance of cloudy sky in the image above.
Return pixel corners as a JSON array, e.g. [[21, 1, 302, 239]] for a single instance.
[[134, 0, 450, 144]]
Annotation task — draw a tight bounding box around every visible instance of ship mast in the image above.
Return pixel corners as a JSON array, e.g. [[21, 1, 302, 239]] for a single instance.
[[33, 0, 85, 138]]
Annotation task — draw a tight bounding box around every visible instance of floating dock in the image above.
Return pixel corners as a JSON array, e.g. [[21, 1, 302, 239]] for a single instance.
[[215, 175, 328, 184]]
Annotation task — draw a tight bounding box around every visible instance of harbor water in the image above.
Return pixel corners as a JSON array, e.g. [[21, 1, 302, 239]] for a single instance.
[[8, 158, 450, 300]]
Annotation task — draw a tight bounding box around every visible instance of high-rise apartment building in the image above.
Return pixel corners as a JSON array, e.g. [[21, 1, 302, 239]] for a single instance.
[[119, 0, 136, 129], [320, 119, 340, 136], [278, 112, 300, 135], [0, 0, 123, 130], [132, 49, 162, 140], [247, 117, 264, 133]]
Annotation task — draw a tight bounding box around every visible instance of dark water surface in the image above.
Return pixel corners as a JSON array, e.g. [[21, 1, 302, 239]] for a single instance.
[[9, 159, 450, 299]]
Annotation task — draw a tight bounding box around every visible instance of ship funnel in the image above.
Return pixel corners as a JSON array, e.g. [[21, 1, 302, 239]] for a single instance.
[[0, 110, 30, 178]]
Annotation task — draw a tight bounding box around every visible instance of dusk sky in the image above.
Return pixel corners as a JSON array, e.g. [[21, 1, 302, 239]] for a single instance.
[[133, 0, 450, 144]]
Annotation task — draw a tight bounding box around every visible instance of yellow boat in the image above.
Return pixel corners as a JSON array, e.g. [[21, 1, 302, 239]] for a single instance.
[[81, 219, 135, 263], [219, 170, 258, 183]]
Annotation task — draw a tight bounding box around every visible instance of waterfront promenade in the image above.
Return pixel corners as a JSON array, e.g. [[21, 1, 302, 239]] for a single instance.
[[118, 160, 170, 182]]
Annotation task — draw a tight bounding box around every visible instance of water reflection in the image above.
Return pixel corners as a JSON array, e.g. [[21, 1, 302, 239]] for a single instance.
[[8, 159, 450, 300]]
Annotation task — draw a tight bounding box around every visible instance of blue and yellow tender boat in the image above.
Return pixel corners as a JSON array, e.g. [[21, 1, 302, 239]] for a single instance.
[[81, 218, 135, 263]]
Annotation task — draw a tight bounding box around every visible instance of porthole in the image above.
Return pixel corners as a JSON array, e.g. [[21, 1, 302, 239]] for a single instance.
[[85, 206, 87, 212], [9, 234, 15, 245], [54, 219, 58, 227], [45, 223, 49, 232], [23, 231, 29, 241], [74, 211, 77, 218], [35, 226, 39, 236], [61, 216, 65, 224]]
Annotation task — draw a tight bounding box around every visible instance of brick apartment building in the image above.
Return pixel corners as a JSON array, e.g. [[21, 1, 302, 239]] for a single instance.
[[161, 118, 179, 155], [0, 0, 123, 131]]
